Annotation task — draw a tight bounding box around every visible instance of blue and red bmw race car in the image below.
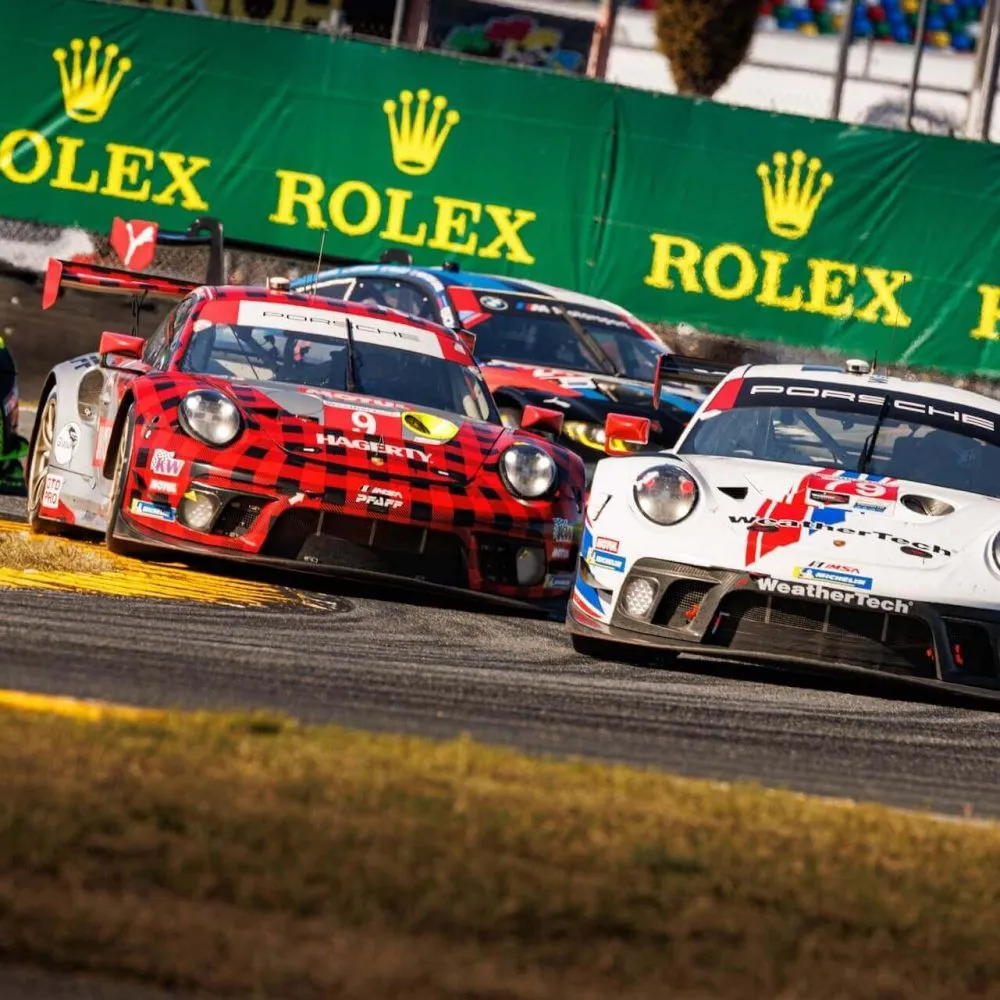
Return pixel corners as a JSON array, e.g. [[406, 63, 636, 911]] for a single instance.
[[289, 257, 730, 478]]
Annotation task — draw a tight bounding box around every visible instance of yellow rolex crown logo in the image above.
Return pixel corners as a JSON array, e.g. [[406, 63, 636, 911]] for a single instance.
[[383, 88, 460, 177], [53, 36, 132, 124], [756, 149, 833, 241]]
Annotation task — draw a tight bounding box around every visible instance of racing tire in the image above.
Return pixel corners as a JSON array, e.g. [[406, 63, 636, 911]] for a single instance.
[[26, 388, 63, 536], [105, 405, 141, 558]]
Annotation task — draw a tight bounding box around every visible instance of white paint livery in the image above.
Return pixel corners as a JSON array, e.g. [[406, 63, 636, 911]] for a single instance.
[[569, 362, 1000, 687]]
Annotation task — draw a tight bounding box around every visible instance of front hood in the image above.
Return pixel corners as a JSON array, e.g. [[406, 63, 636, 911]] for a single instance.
[[480, 362, 707, 429], [226, 381, 505, 485], [685, 456, 1000, 585]]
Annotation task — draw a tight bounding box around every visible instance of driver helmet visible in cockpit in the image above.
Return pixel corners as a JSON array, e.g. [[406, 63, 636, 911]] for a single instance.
[[910, 428, 983, 492]]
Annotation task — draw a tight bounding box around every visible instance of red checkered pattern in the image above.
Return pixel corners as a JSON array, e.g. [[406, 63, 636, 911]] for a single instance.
[[96, 284, 586, 599]]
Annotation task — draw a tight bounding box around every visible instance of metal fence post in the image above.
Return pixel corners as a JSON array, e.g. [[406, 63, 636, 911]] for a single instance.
[[830, 0, 859, 120], [904, 0, 931, 130]]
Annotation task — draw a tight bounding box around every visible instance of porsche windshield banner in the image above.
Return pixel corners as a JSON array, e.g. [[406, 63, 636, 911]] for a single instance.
[[730, 377, 1000, 445], [6, 0, 1000, 377]]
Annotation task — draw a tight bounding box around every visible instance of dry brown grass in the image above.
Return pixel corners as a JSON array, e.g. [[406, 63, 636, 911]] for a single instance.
[[0, 529, 116, 573], [1, 705, 1000, 1000]]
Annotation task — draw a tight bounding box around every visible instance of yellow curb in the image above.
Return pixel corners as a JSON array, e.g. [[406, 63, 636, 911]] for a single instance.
[[0, 689, 167, 723], [0, 519, 316, 608]]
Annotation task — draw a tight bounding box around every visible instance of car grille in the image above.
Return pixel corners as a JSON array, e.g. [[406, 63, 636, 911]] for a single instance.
[[613, 559, 1000, 683], [261, 508, 468, 587], [707, 590, 936, 678], [940, 618, 996, 678], [211, 495, 267, 539]]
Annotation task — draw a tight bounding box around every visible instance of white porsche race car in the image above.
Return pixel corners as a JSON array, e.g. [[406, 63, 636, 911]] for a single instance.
[[568, 358, 1000, 693]]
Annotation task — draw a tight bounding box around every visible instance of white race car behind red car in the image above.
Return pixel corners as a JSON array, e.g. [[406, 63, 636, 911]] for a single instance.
[[568, 359, 1000, 694]]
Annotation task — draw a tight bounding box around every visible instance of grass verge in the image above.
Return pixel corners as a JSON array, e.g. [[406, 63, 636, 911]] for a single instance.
[[1, 701, 999, 1000]]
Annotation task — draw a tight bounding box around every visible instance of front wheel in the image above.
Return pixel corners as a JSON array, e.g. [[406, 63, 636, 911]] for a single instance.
[[26, 389, 62, 535], [105, 406, 140, 557]]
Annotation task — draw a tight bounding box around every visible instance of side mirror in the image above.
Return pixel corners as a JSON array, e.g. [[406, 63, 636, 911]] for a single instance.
[[520, 404, 564, 437], [456, 328, 477, 356], [604, 412, 650, 455], [99, 330, 145, 364]]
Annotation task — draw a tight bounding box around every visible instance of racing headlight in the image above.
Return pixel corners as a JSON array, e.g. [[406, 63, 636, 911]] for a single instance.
[[563, 420, 642, 455], [991, 532, 1000, 571], [563, 420, 607, 452], [633, 463, 698, 525], [499, 443, 557, 499], [178, 389, 242, 447]]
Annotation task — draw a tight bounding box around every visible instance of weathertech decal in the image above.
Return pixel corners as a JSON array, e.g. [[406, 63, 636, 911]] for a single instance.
[[737, 468, 936, 566], [731, 515, 951, 556], [757, 577, 912, 614]]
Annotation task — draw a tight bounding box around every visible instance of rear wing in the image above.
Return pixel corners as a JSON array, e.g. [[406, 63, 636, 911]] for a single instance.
[[42, 258, 199, 310], [655, 353, 733, 389], [41, 214, 229, 310]]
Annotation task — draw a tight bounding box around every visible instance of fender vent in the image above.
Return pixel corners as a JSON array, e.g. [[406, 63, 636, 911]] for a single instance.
[[77, 369, 104, 422], [901, 494, 954, 517], [717, 486, 748, 500]]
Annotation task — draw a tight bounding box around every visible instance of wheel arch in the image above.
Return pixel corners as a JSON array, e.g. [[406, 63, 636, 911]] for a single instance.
[[100, 388, 137, 480], [26, 372, 58, 469]]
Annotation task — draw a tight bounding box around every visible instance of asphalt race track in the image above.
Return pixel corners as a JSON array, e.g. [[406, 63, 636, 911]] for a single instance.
[[3, 482, 1000, 822]]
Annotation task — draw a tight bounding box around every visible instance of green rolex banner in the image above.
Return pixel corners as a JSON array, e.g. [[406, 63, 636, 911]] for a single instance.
[[0, 0, 612, 289], [4, 0, 1000, 377]]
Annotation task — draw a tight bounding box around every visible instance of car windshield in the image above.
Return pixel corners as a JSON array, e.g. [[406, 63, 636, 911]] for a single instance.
[[580, 317, 671, 381], [678, 376, 1000, 497], [179, 307, 497, 424], [469, 295, 671, 381]]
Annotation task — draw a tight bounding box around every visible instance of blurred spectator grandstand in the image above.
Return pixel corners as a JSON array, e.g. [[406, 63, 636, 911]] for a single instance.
[[757, 0, 984, 50], [546, 0, 988, 49]]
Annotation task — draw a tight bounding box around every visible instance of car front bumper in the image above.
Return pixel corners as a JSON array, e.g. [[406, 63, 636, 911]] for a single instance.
[[568, 556, 1000, 693], [118, 470, 580, 606]]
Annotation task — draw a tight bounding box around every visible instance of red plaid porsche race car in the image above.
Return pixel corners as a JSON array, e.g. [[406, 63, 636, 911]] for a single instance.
[[26, 259, 590, 610]]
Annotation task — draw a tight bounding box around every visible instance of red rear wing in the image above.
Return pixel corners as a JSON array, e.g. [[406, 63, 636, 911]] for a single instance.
[[42, 258, 200, 310]]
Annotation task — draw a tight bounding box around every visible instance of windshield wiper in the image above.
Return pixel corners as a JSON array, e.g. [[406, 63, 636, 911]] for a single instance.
[[343, 316, 359, 393], [231, 331, 262, 381], [551, 305, 621, 377], [857, 395, 891, 474]]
